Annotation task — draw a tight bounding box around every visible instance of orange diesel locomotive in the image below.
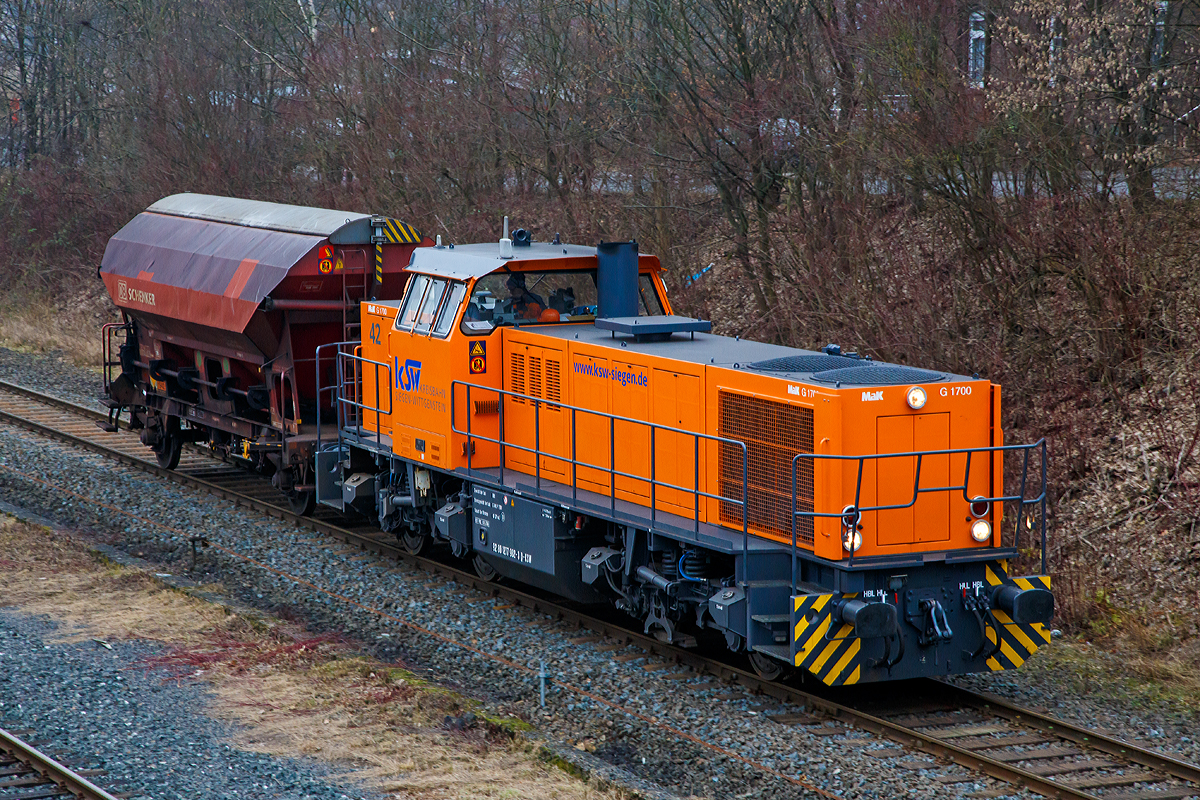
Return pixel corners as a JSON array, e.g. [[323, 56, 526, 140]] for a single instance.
[[317, 233, 1053, 684]]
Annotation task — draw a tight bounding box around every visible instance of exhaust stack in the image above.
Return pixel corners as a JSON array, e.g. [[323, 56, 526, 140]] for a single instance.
[[597, 240, 639, 319]]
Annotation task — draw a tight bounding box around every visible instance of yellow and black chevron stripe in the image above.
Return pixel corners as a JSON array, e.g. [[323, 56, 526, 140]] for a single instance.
[[379, 218, 421, 244], [372, 218, 421, 291], [793, 593, 864, 686], [984, 561, 1052, 671]]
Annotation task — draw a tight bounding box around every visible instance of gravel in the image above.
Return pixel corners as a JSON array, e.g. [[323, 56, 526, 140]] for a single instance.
[[0, 346, 105, 410], [0, 416, 1026, 799], [0, 610, 377, 800], [2, 347, 1196, 798]]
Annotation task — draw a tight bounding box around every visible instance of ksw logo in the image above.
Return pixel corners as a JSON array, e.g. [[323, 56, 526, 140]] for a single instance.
[[396, 358, 422, 392], [861, 390, 883, 401]]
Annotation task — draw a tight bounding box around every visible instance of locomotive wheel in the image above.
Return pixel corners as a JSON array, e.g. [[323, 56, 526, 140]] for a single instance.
[[153, 417, 182, 470], [400, 529, 427, 555], [748, 651, 793, 682], [472, 554, 500, 582], [286, 490, 315, 516]]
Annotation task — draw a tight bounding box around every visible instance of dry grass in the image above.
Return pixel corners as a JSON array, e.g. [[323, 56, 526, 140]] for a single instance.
[[0, 287, 118, 366], [1045, 352, 1200, 702], [0, 516, 620, 799]]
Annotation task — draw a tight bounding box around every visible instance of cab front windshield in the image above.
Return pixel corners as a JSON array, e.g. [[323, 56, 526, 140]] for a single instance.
[[461, 269, 663, 334]]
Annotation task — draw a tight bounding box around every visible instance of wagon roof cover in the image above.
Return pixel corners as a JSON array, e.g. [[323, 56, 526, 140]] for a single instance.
[[99, 194, 420, 334]]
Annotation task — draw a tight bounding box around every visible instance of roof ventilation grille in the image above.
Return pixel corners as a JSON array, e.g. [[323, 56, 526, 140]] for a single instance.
[[810, 366, 946, 385], [748, 355, 864, 373]]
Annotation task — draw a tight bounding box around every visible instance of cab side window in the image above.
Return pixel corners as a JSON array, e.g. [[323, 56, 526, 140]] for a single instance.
[[395, 275, 431, 331], [433, 282, 466, 337], [394, 275, 465, 338], [638, 274, 665, 316]]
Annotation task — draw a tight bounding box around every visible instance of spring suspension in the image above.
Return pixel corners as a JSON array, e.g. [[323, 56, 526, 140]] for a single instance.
[[679, 550, 715, 581], [659, 551, 680, 581]]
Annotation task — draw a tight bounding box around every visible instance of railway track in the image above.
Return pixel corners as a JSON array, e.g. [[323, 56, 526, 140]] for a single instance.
[[0, 379, 1197, 800], [0, 727, 120, 800]]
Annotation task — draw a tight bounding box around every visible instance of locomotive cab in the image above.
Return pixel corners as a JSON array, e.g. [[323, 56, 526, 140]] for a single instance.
[[321, 234, 1055, 685]]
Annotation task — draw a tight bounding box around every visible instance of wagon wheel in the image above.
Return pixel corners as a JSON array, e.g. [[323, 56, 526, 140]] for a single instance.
[[748, 651, 793, 683], [153, 416, 182, 470], [472, 554, 500, 582]]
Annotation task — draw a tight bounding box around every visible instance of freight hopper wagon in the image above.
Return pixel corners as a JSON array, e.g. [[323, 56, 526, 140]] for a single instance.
[[99, 194, 427, 513], [320, 236, 1055, 684]]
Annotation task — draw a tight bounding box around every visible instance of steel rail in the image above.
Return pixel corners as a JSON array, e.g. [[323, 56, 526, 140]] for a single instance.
[[0, 381, 1197, 799], [0, 727, 121, 800], [932, 679, 1200, 785]]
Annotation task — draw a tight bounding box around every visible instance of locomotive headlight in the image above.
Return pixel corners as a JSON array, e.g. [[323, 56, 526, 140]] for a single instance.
[[841, 528, 863, 552], [841, 505, 863, 552], [906, 386, 928, 410], [970, 519, 993, 542]]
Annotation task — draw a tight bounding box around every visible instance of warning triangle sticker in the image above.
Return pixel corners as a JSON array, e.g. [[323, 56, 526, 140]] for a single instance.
[[470, 341, 485, 357]]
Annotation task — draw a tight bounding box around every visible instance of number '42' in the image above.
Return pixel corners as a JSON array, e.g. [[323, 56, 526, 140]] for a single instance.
[[370, 322, 382, 345]]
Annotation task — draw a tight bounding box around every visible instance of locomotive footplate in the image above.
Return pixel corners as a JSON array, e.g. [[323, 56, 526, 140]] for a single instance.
[[791, 560, 1053, 685]]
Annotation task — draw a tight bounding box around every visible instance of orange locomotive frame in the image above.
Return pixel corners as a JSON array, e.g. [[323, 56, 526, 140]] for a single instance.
[[320, 237, 1052, 685], [360, 248, 1001, 563]]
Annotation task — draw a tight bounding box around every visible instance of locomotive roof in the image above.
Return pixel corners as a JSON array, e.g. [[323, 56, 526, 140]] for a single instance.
[[149, 193, 420, 245], [406, 242, 659, 281], [532, 323, 972, 387]]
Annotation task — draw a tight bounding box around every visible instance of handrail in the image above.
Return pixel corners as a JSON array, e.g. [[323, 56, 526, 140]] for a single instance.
[[315, 341, 361, 457], [101, 322, 129, 395], [450, 379, 750, 556], [336, 350, 392, 449], [789, 439, 1049, 591]]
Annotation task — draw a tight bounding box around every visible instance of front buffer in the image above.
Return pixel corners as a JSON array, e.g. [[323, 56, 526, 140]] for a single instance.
[[791, 560, 1053, 685]]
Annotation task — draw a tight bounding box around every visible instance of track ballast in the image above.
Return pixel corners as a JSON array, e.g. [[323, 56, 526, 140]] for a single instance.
[[0, 379, 1196, 800]]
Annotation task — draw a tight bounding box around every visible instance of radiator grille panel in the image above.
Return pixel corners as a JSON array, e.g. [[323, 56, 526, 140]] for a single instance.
[[718, 392, 815, 544], [545, 359, 561, 407], [510, 352, 526, 404], [529, 355, 543, 399]]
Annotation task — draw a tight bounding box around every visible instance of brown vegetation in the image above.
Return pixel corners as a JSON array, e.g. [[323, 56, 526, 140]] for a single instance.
[[4, 0, 1200, 665]]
